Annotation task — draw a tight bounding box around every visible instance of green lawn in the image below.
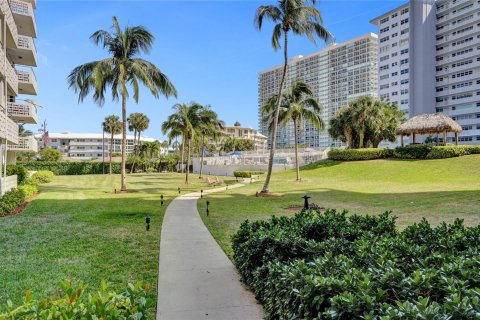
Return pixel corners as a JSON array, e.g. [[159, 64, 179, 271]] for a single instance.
[[198, 155, 480, 258], [0, 173, 235, 315]]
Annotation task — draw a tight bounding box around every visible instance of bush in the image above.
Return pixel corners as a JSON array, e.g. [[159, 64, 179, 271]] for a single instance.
[[0, 188, 25, 217], [17, 183, 38, 199], [38, 148, 62, 161], [232, 210, 480, 319], [463, 145, 480, 154], [394, 144, 433, 159], [0, 280, 152, 319], [19, 162, 120, 175], [426, 146, 468, 159], [233, 170, 265, 178], [328, 148, 394, 161], [5, 165, 28, 185], [31, 170, 54, 183]]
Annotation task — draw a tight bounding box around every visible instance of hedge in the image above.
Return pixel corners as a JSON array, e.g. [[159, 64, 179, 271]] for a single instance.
[[5, 165, 28, 185], [328, 145, 480, 161], [0, 188, 25, 217], [0, 280, 151, 319], [233, 210, 480, 319], [30, 170, 54, 183], [19, 162, 121, 175], [328, 148, 393, 161], [233, 170, 265, 178], [17, 183, 38, 199]]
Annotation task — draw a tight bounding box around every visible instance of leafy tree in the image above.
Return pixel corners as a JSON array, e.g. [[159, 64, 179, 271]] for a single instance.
[[220, 138, 255, 153], [255, 0, 332, 193], [264, 81, 323, 181], [127, 113, 150, 173], [68, 16, 177, 191], [16, 151, 37, 162], [102, 115, 122, 174], [39, 148, 61, 162], [329, 96, 405, 148]]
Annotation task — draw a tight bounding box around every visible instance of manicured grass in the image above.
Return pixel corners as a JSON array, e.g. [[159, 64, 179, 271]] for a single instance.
[[198, 155, 480, 258], [0, 173, 235, 316]]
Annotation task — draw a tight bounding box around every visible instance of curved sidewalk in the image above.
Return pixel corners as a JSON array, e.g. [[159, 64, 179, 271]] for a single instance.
[[156, 183, 263, 320]]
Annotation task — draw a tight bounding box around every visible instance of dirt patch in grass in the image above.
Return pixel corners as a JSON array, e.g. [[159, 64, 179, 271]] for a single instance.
[[1, 194, 39, 218], [255, 193, 283, 198], [284, 204, 326, 211]]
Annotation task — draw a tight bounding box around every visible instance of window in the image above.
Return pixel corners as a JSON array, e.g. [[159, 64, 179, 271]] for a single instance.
[[380, 17, 389, 24], [401, 89, 409, 95], [392, 13, 398, 18], [401, 68, 409, 74], [380, 36, 390, 43], [392, 62, 398, 67], [401, 49, 409, 55], [401, 18, 409, 25], [401, 8, 409, 15], [391, 81, 398, 86], [380, 27, 390, 34], [401, 28, 409, 35], [401, 79, 409, 85], [401, 58, 408, 65], [392, 32, 398, 38], [391, 72, 398, 76]]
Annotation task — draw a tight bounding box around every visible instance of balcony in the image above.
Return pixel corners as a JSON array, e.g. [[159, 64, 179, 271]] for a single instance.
[[8, 135, 38, 152], [7, 35, 37, 67], [0, 48, 19, 95], [10, 0, 37, 38], [16, 68, 37, 95], [0, 105, 19, 144], [7, 101, 37, 124], [1, 0, 19, 48]]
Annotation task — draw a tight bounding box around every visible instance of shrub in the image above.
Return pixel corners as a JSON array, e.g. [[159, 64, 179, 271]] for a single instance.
[[394, 144, 433, 159], [38, 148, 62, 161], [0, 279, 152, 319], [233, 170, 265, 178], [328, 148, 394, 161], [0, 188, 25, 217], [18, 162, 120, 175], [232, 210, 480, 319], [461, 145, 480, 155], [426, 146, 468, 159], [17, 183, 38, 199], [5, 165, 28, 185], [31, 170, 54, 183]]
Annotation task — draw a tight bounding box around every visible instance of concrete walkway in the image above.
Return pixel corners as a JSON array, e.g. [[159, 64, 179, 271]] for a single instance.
[[156, 183, 263, 320]]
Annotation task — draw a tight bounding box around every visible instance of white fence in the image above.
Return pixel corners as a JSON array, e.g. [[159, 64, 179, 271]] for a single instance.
[[0, 175, 18, 196], [192, 148, 329, 176]]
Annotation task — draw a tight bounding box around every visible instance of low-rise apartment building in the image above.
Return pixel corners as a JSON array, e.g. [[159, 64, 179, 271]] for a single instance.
[[36, 132, 166, 160], [222, 123, 267, 150]]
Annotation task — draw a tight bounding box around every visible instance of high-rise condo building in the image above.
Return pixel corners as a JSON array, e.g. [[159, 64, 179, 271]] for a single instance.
[[258, 33, 379, 149], [371, 0, 480, 145], [0, 0, 39, 194]]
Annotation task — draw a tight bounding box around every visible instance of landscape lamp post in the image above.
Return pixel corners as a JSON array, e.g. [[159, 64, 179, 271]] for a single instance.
[[302, 195, 311, 210], [146, 216, 151, 231], [200, 190, 203, 198], [206, 200, 210, 216], [178, 187, 181, 194], [160, 194, 164, 206]]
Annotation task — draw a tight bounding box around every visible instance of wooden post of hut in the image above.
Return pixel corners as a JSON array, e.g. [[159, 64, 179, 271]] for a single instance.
[[443, 130, 447, 146], [401, 135, 404, 147], [455, 132, 458, 146], [412, 133, 416, 144]]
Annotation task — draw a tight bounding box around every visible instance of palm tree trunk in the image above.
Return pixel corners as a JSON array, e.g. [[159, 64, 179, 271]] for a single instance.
[[199, 136, 205, 178], [109, 132, 113, 175], [262, 31, 289, 193], [121, 94, 127, 191], [294, 118, 300, 181], [180, 136, 185, 173], [130, 129, 137, 174], [185, 138, 191, 184]]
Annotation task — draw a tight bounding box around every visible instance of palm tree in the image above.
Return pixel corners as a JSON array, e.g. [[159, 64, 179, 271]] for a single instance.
[[162, 109, 187, 174], [264, 81, 323, 181], [68, 16, 177, 191], [144, 141, 161, 170], [102, 115, 122, 174], [255, 0, 332, 193], [128, 113, 150, 173], [197, 107, 224, 178]]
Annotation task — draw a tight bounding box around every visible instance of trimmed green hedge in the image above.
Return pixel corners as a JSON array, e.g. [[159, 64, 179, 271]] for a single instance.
[[17, 183, 38, 199], [30, 170, 54, 183], [0, 280, 151, 319], [329, 145, 480, 161], [233, 170, 265, 178], [233, 210, 480, 319], [0, 188, 25, 217], [6, 165, 28, 185], [19, 162, 120, 175], [328, 148, 393, 161]]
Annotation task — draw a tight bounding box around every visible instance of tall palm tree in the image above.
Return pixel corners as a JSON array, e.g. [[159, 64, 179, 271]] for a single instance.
[[102, 115, 122, 174], [162, 109, 187, 174], [128, 113, 150, 173], [144, 141, 161, 170], [68, 16, 177, 191], [264, 81, 323, 181], [161, 103, 205, 184], [255, 0, 332, 193], [197, 107, 224, 178]]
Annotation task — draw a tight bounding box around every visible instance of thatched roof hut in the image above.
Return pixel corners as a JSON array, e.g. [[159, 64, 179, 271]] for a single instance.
[[396, 113, 462, 145]]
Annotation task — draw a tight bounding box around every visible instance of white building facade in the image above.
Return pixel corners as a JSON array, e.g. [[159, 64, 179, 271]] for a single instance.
[[258, 33, 378, 148], [221, 123, 267, 150], [1, 0, 38, 194], [36, 132, 165, 160], [371, 0, 480, 144]]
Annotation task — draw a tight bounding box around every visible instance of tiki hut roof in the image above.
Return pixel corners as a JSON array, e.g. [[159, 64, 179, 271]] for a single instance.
[[396, 113, 462, 135]]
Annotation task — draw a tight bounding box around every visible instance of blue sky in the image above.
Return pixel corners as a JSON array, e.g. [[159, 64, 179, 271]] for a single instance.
[[33, 0, 404, 139]]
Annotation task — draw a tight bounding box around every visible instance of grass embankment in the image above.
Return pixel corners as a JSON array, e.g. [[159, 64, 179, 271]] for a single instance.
[[0, 173, 235, 315], [198, 155, 480, 258]]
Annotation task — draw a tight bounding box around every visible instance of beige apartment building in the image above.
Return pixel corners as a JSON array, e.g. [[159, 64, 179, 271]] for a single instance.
[[221, 123, 267, 150], [0, 0, 38, 194]]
